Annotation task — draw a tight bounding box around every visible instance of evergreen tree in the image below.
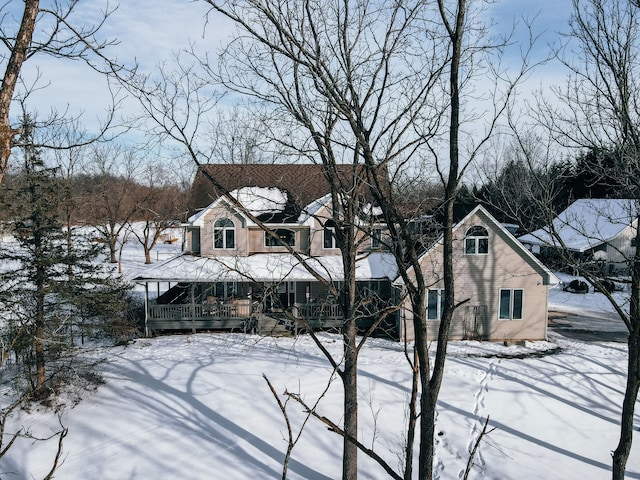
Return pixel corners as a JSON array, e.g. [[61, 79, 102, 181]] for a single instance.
[[0, 117, 132, 399]]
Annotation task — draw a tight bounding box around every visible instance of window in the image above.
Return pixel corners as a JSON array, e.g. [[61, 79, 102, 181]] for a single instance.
[[214, 218, 235, 249], [323, 221, 337, 249], [499, 289, 523, 320], [265, 228, 296, 247], [371, 228, 382, 248], [465, 226, 489, 255], [427, 289, 445, 321]]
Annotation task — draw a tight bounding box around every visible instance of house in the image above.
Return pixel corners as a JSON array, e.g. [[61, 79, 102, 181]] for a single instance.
[[136, 164, 398, 336], [518, 199, 639, 276], [136, 165, 555, 342], [397, 205, 557, 342]]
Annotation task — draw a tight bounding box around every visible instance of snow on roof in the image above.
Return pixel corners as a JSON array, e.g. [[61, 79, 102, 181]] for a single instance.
[[136, 252, 398, 283], [297, 193, 332, 223], [519, 199, 639, 252], [231, 187, 288, 216], [363, 203, 383, 218], [187, 187, 290, 225]]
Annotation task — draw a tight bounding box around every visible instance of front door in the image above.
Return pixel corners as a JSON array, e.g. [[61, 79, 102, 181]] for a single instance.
[[277, 281, 296, 308]]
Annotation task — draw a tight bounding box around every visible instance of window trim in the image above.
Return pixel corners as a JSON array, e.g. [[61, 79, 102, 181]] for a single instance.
[[427, 288, 446, 321], [464, 225, 489, 255], [499, 288, 523, 320], [323, 222, 337, 249], [213, 218, 235, 249]]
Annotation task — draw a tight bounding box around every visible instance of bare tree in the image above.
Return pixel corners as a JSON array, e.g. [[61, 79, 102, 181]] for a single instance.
[[200, 2, 447, 476], [0, 0, 126, 187], [120, 1, 538, 476], [131, 166, 186, 264], [84, 143, 143, 264], [527, 1, 640, 477]]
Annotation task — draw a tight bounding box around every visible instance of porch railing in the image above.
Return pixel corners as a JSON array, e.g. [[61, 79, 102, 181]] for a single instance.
[[146, 299, 345, 333]]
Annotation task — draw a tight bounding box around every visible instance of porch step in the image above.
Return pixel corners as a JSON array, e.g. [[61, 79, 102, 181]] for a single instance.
[[256, 314, 293, 337]]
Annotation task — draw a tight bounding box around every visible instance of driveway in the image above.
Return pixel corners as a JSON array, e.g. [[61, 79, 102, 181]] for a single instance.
[[548, 310, 629, 343]]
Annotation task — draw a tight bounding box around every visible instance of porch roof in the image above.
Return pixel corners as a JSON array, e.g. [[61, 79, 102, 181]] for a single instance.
[[135, 252, 398, 283]]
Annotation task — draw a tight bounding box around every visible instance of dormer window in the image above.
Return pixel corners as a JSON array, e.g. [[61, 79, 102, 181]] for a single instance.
[[214, 218, 235, 249], [465, 226, 489, 255], [323, 220, 337, 249], [265, 228, 296, 247]]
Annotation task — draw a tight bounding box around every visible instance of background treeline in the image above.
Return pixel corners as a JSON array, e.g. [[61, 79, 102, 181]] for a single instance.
[[467, 146, 638, 233]]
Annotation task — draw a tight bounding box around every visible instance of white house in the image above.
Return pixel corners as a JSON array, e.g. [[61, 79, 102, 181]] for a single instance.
[[519, 199, 639, 275]]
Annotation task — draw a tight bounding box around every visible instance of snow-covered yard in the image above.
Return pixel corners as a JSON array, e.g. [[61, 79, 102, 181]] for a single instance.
[[1, 234, 639, 479]]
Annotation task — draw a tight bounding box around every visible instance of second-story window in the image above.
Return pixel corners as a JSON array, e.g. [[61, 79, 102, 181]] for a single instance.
[[214, 218, 235, 249], [323, 221, 337, 249], [371, 228, 382, 248], [265, 228, 296, 247], [464, 226, 489, 255]]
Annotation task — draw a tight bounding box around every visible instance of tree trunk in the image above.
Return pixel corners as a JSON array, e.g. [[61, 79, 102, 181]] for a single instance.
[[340, 244, 359, 480], [342, 318, 359, 480], [612, 329, 640, 479], [612, 235, 640, 479], [109, 237, 117, 263], [0, 0, 39, 186]]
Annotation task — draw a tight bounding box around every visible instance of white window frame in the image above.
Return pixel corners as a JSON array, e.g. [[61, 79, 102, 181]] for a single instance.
[[265, 228, 296, 247], [427, 288, 445, 321], [464, 226, 489, 255], [323, 225, 337, 249], [213, 218, 235, 249], [499, 288, 523, 320]]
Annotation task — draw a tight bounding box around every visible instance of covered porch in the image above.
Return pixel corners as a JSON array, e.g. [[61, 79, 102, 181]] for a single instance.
[[135, 252, 399, 336]]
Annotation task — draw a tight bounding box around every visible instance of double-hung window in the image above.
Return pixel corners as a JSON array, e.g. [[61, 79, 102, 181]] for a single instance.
[[427, 289, 446, 321], [214, 218, 235, 249], [323, 221, 337, 249], [499, 289, 523, 320], [371, 228, 382, 248]]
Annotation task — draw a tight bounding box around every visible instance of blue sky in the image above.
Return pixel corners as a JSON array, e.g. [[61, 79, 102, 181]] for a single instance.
[[11, 0, 574, 139]]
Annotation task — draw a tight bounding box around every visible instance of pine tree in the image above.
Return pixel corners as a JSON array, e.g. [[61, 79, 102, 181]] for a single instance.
[[0, 116, 132, 399]]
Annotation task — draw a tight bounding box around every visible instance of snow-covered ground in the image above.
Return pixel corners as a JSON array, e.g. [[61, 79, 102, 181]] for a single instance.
[[1, 232, 639, 479]]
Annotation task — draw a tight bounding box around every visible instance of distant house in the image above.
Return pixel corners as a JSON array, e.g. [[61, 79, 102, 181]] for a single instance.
[[398, 205, 557, 342], [519, 199, 639, 276], [136, 164, 397, 336]]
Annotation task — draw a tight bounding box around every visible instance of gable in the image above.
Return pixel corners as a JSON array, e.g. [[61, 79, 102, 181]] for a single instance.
[[414, 206, 556, 286]]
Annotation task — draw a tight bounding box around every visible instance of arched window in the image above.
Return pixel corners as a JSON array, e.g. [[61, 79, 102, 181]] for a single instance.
[[323, 220, 337, 249], [265, 228, 296, 247], [465, 225, 489, 255], [214, 218, 235, 249]]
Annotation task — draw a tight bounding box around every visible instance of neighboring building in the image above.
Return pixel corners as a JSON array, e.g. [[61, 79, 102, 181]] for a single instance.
[[519, 199, 639, 276], [397, 205, 557, 342]]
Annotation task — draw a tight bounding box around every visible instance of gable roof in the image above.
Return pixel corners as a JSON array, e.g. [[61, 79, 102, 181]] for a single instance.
[[187, 164, 389, 217], [403, 205, 557, 286], [518, 199, 639, 252]]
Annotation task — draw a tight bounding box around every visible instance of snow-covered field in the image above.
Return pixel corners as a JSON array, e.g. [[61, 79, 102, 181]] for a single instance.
[[1, 234, 639, 479]]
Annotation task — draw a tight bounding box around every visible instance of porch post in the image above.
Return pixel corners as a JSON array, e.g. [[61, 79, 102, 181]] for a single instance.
[[144, 282, 149, 337], [190, 283, 196, 333]]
